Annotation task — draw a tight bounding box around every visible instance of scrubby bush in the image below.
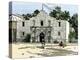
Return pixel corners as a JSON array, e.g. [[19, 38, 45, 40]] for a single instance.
[[69, 31, 76, 43], [53, 40, 59, 44], [59, 41, 66, 48], [59, 41, 63, 46], [23, 34, 31, 42]]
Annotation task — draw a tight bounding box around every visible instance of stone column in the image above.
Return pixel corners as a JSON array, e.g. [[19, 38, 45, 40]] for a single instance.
[[30, 27, 33, 43]]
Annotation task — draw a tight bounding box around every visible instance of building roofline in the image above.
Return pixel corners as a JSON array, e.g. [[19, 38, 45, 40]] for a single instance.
[[9, 14, 24, 19]]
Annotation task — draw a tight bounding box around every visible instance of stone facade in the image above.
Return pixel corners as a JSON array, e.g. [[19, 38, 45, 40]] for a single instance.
[[9, 10, 69, 43]]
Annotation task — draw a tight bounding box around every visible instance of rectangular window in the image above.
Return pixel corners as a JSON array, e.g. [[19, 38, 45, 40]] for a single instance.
[[41, 21, 43, 26], [58, 32, 60, 36], [22, 32, 25, 36], [22, 22, 25, 27], [58, 22, 61, 27]]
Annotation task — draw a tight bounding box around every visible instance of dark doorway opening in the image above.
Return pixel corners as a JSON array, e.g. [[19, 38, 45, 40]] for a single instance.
[[39, 32, 45, 43]]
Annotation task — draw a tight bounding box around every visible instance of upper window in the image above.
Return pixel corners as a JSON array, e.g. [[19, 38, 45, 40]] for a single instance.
[[41, 21, 43, 26], [58, 22, 61, 27], [22, 22, 25, 27]]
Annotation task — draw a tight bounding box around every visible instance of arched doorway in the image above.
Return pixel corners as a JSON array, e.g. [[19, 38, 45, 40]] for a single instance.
[[39, 32, 45, 43]]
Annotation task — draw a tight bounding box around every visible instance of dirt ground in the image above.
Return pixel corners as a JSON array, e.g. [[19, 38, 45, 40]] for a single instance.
[[9, 43, 78, 59]]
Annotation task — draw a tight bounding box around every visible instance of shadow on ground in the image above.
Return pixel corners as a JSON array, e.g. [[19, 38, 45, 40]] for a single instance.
[[36, 48, 78, 56], [19, 46, 78, 57]]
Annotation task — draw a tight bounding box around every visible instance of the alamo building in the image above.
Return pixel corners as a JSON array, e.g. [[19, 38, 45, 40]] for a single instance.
[[9, 10, 69, 44]]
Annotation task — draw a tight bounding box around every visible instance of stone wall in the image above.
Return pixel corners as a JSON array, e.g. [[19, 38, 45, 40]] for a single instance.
[[10, 10, 69, 43]]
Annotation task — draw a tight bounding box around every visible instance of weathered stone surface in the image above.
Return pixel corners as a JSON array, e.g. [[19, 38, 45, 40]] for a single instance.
[[10, 10, 69, 43]]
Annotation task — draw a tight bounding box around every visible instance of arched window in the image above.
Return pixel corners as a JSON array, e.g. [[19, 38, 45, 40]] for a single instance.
[[58, 22, 61, 27], [41, 21, 43, 26]]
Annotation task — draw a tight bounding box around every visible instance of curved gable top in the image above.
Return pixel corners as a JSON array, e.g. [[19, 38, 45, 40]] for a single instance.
[[29, 10, 56, 21]]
